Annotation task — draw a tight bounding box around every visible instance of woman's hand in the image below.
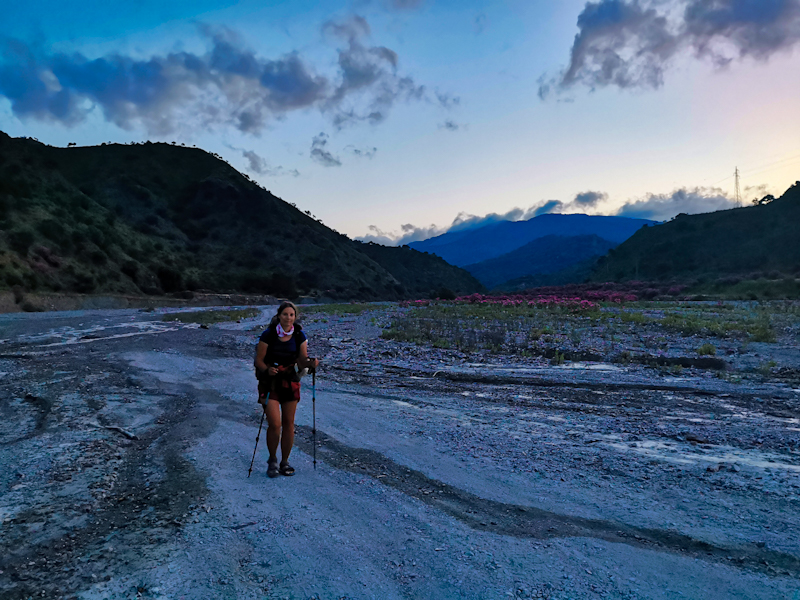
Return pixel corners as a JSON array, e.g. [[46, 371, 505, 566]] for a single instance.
[[267, 365, 278, 376]]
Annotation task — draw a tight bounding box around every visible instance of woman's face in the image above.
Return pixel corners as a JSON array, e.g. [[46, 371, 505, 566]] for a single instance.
[[279, 307, 296, 330]]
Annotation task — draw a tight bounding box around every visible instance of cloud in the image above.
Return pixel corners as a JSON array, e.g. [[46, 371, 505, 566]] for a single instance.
[[439, 120, 461, 131], [310, 132, 342, 167], [744, 182, 769, 202], [541, 0, 800, 96], [234, 147, 300, 177], [0, 29, 329, 135], [684, 0, 800, 63], [474, 13, 489, 34], [0, 18, 432, 136], [615, 186, 734, 220], [385, 0, 425, 10], [533, 200, 564, 216], [435, 91, 460, 109], [359, 199, 572, 245], [449, 207, 535, 232], [358, 222, 444, 245], [322, 16, 425, 129], [573, 190, 608, 206], [346, 145, 377, 158], [363, 185, 739, 246]]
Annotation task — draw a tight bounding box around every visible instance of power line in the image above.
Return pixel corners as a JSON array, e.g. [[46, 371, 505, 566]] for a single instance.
[[734, 167, 741, 207], [708, 152, 800, 188]]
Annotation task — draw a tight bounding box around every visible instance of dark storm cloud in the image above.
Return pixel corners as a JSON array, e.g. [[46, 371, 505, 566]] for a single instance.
[[0, 17, 432, 136], [541, 0, 800, 96], [310, 132, 342, 167], [615, 187, 734, 220]]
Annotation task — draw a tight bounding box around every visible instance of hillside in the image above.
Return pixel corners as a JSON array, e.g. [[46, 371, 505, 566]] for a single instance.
[[591, 181, 800, 282], [495, 258, 601, 292], [464, 234, 617, 289], [353, 241, 484, 297], [0, 132, 480, 300], [409, 214, 655, 266]]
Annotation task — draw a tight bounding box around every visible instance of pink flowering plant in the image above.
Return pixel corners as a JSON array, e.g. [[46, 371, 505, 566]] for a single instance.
[[383, 281, 783, 359]]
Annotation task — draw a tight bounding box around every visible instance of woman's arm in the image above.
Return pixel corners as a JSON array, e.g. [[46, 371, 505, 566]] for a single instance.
[[255, 341, 278, 375], [297, 340, 320, 371]]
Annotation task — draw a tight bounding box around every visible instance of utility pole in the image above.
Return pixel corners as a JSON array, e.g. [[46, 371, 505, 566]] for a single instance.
[[734, 167, 742, 208]]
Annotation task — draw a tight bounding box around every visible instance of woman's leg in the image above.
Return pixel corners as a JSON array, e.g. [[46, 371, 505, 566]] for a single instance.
[[279, 400, 298, 464], [265, 399, 282, 461]]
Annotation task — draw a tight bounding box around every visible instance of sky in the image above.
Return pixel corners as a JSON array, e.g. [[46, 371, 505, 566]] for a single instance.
[[1, 0, 799, 245]]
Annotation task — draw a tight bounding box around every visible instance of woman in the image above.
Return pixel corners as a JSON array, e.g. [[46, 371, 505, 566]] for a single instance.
[[255, 301, 319, 478]]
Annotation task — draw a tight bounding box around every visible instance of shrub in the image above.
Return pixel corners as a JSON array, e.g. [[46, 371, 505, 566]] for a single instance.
[[437, 287, 456, 301], [37, 218, 66, 243], [89, 248, 107, 264], [7, 228, 35, 253], [74, 272, 97, 293], [696, 343, 716, 356], [121, 260, 139, 279], [20, 301, 44, 312], [157, 266, 183, 293]]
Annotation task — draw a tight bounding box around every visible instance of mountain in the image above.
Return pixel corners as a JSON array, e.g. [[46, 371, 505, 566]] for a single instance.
[[495, 257, 602, 292], [408, 213, 656, 266], [591, 181, 800, 282], [0, 132, 481, 300], [353, 241, 484, 297], [464, 234, 617, 289]]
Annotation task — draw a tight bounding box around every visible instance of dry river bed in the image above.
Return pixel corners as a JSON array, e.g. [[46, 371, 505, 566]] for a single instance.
[[1, 305, 799, 600]]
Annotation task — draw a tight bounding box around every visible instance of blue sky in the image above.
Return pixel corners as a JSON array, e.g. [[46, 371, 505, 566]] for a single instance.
[[1, 0, 799, 244]]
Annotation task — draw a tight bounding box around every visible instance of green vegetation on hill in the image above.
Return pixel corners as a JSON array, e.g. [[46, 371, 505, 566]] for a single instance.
[[353, 241, 484, 298], [0, 132, 480, 300], [591, 182, 800, 284], [496, 257, 600, 292]]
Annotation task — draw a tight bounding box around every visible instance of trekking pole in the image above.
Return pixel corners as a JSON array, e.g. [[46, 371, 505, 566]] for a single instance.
[[248, 411, 265, 478], [312, 368, 317, 470]]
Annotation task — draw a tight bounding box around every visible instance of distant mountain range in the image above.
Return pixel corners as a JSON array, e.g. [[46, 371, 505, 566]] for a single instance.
[[464, 234, 618, 289], [409, 213, 656, 267], [591, 181, 800, 282], [0, 132, 481, 300]]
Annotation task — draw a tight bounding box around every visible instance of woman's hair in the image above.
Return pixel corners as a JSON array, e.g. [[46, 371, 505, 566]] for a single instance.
[[269, 300, 300, 329]]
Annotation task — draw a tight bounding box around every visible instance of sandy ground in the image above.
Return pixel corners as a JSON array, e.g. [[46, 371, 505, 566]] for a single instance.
[[1, 305, 799, 599]]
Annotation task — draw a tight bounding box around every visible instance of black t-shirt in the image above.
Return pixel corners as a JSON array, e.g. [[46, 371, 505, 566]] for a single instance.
[[259, 325, 307, 367]]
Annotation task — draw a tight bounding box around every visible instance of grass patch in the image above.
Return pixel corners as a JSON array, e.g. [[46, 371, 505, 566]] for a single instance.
[[659, 310, 776, 341], [164, 308, 259, 325], [619, 310, 650, 324], [303, 303, 378, 316], [378, 300, 790, 358]]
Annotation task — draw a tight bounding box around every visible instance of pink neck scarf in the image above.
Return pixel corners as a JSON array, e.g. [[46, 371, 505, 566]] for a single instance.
[[276, 323, 294, 338]]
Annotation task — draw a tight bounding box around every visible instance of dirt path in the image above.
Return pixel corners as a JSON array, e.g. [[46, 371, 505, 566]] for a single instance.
[[1, 306, 799, 599]]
